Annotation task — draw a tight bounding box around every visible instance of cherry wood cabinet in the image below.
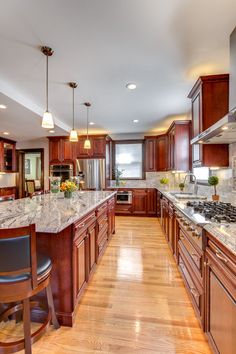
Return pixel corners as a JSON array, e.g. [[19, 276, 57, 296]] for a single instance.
[[205, 232, 236, 354], [73, 229, 88, 300], [0, 186, 17, 198], [108, 197, 115, 239], [156, 134, 168, 171], [96, 203, 108, 261], [48, 135, 109, 164], [113, 188, 157, 216], [0, 138, 16, 172], [188, 74, 229, 167], [167, 120, 191, 172], [145, 137, 157, 172]]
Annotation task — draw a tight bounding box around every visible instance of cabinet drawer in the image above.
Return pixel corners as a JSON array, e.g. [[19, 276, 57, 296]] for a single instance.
[[74, 212, 96, 238], [208, 240, 236, 277], [179, 254, 203, 317], [179, 229, 202, 275], [97, 203, 107, 218]]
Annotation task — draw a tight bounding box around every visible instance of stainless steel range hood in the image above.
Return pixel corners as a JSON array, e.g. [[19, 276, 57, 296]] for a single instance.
[[191, 27, 236, 145], [191, 109, 236, 144]]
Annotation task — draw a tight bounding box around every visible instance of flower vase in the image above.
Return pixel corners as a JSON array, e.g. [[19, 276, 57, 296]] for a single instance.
[[64, 191, 72, 199]]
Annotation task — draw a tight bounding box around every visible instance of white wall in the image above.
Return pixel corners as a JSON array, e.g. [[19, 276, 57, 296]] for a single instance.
[[16, 138, 49, 189]]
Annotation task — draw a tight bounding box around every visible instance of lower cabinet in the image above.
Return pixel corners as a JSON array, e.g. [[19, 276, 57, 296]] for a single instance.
[[205, 235, 236, 354], [96, 202, 108, 261], [114, 188, 157, 216], [108, 197, 115, 239]]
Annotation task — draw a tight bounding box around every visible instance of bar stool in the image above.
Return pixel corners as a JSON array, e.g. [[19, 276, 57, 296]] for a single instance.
[[0, 224, 60, 354]]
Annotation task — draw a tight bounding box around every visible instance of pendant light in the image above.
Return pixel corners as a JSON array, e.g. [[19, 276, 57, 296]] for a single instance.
[[84, 102, 91, 149], [41, 46, 54, 129], [69, 82, 78, 142]]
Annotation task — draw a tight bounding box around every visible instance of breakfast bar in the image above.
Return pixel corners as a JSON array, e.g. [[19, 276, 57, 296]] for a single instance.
[[0, 191, 116, 327]]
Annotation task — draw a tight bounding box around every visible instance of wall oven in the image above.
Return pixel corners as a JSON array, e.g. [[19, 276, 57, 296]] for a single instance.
[[116, 191, 132, 204], [49, 164, 73, 182]]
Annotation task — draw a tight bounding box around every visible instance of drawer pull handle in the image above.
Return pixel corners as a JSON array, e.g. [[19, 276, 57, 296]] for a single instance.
[[78, 222, 85, 228], [215, 251, 228, 263], [190, 287, 199, 298], [191, 252, 198, 259]]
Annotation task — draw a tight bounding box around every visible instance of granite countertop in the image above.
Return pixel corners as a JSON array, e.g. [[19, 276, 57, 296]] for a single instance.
[[0, 191, 116, 234], [157, 188, 236, 256]]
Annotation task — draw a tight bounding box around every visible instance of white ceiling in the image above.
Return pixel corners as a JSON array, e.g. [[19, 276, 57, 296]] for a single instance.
[[0, 0, 236, 141]]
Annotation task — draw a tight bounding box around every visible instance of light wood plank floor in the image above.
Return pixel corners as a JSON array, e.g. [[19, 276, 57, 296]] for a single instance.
[[0, 217, 211, 353]]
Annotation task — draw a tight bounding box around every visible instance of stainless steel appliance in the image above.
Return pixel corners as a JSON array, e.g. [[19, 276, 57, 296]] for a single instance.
[[191, 27, 236, 145], [49, 164, 73, 182], [76, 159, 105, 190], [116, 191, 132, 204]]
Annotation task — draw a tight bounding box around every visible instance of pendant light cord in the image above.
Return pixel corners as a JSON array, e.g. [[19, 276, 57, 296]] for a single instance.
[[46, 55, 49, 111], [86, 106, 89, 139], [72, 86, 75, 129]]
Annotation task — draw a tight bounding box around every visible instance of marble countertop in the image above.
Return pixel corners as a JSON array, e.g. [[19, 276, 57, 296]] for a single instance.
[[157, 188, 236, 256], [0, 191, 116, 234]]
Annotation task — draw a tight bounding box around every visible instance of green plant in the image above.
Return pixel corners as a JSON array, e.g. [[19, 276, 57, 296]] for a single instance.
[[160, 177, 169, 185], [208, 176, 219, 195], [114, 167, 124, 186]]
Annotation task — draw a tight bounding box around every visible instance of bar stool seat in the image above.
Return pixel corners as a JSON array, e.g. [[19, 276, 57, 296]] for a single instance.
[[0, 224, 60, 354], [0, 254, 51, 284]]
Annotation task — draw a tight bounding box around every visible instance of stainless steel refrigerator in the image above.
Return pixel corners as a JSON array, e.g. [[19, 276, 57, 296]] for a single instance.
[[76, 159, 105, 190]]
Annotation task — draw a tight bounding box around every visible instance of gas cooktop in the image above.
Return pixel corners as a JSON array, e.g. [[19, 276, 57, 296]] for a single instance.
[[186, 201, 236, 223]]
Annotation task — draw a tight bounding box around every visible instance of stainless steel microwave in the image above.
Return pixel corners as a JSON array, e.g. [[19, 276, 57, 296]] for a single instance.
[[116, 191, 132, 204]]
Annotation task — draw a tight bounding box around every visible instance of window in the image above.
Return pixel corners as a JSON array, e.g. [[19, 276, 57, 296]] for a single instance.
[[193, 167, 210, 183], [114, 141, 144, 179]]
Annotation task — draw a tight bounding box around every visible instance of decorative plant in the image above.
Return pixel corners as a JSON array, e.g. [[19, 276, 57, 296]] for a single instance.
[[208, 176, 219, 195], [179, 182, 185, 192], [160, 177, 169, 185], [114, 167, 124, 186], [60, 180, 77, 193]]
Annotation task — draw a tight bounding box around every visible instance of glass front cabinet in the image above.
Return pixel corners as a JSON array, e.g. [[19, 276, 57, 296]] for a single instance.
[[0, 139, 16, 172]]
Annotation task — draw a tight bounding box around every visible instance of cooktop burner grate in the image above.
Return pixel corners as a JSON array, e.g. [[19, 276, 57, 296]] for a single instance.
[[186, 201, 236, 223]]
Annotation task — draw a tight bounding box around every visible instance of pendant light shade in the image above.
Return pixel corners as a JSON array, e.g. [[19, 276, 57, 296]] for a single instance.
[[42, 111, 54, 128], [41, 46, 54, 129], [69, 82, 78, 142], [83, 102, 91, 149]]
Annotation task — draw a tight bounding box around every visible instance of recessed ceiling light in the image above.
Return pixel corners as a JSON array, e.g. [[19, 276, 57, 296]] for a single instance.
[[3, 131, 9, 135], [49, 130, 55, 133], [133, 119, 139, 123], [126, 83, 137, 90], [89, 122, 95, 125], [0, 104, 7, 109]]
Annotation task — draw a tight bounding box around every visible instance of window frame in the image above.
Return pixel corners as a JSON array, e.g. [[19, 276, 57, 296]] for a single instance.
[[112, 140, 145, 180]]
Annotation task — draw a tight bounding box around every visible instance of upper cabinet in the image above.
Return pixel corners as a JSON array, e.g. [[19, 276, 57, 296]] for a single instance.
[[188, 74, 229, 167], [48, 135, 109, 164], [144, 121, 190, 173], [0, 138, 16, 172], [145, 137, 157, 172], [167, 121, 191, 172]]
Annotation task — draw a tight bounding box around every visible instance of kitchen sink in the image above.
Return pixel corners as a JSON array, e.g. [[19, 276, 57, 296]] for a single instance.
[[174, 193, 207, 200]]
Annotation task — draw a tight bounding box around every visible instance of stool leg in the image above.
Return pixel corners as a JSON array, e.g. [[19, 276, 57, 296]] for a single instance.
[[46, 283, 60, 329], [23, 298, 32, 354]]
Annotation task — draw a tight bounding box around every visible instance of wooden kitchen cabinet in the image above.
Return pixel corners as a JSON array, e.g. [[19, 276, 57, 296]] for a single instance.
[[132, 189, 147, 215], [147, 189, 157, 216], [49, 137, 63, 163], [0, 138, 16, 172], [96, 203, 108, 261], [156, 134, 168, 171], [167, 120, 191, 172], [188, 74, 229, 167], [145, 137, 157, 172], [61, 138, 75, 162], [88, 221, 96, 274], [205, 232, 236, 354], [73, 229, 88, 301], [93, 136, 106, 157], [108, 197, 115, 239]]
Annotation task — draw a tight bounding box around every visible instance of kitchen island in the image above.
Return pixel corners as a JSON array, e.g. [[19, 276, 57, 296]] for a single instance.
[[0, 191, 116, 326]]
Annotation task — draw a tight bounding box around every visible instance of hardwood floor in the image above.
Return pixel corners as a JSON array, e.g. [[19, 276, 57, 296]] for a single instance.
[[0, 217, 211, 353]]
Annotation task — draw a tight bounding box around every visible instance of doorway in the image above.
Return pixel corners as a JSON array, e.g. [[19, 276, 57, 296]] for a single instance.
[[17, 149, 44, 198]]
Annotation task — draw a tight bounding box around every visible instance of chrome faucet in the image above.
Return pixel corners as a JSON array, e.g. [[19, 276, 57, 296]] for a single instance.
[[183, 172, 198, 195]]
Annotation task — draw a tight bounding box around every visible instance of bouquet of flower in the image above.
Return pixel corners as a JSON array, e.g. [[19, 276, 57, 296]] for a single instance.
[[50, 176, 61, 193], [60, 180, 77, 192]]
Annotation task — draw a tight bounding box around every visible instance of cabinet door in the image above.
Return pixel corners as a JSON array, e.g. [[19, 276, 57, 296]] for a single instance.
[[145, 138, 157, 172], [61, 139, 75, 162], [93, 137, 106, 157], [49, 138, 62, 163], [156, 135, 167, 171], [76, 138, 93, 158], [88, 223, 96, 273], [108, 199, 115, 238], [168, 128, 175, 170], [73, 231, 88, 300], [132, 190, 147, 215], [192, 93, 201, 136], [147, 189, 157, 216], [168, 208, 174, 253]]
